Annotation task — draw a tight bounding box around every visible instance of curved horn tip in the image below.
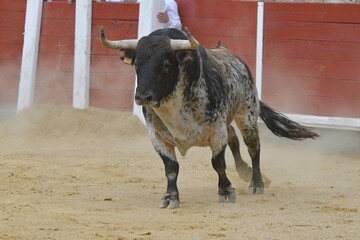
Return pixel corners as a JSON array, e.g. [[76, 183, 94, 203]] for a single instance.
[[184, 27, 199, 49], [100, 26, 105, 36], [184, 27, 191, 37]]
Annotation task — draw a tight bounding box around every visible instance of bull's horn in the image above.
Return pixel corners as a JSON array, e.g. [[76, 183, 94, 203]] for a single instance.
[[100, 26, 138, 50], [170, 27, 199, 51]]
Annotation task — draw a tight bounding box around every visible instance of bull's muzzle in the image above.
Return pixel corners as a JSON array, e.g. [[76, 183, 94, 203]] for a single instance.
[[135, 90, 159, 107]]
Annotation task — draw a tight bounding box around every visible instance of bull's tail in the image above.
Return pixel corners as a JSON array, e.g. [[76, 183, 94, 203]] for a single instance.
[[259, 101, 319, 140]]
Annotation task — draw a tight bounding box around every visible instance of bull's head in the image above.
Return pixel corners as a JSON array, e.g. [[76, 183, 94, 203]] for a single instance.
[[100, 26, 199, 107]]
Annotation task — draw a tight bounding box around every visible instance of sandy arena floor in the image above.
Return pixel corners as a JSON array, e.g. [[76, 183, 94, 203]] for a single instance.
[[0, 105, 359, 239]]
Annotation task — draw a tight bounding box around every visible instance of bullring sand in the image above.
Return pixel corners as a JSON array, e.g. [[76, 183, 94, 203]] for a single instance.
[[0, 105, 359, 239]]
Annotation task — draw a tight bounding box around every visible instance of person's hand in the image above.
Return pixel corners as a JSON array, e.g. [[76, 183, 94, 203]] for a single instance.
[[157, 12, 169, 23]]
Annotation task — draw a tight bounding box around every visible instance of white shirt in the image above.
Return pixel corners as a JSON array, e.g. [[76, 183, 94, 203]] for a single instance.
[[164, 0, 182, 30]]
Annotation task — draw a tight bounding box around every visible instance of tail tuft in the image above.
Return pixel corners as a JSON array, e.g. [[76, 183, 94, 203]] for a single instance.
[[259, 101, 319, 140]]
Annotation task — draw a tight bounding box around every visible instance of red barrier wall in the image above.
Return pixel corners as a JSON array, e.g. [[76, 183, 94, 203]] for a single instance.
[[178, 0, 257, 75], [0, 0, 26, 104], [262, 3, 360, 118]]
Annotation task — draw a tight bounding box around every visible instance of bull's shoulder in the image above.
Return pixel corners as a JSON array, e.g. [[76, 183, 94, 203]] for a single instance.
[[194, 46, 255, 117], [204, 46, 253, 82]]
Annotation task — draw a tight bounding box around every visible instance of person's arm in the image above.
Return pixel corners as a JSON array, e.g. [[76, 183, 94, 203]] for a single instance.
[[157, 1, 182, 30]]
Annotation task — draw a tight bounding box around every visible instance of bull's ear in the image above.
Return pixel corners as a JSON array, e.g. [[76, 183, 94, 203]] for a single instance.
[[176, 50, 193, 64], [121, 56, 133, 65], [120, 49, 135, 65]]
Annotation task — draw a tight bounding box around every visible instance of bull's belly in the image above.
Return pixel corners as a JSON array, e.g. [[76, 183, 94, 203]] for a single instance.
[[163, 125, 213, 156], [174, 134, 211, 156]]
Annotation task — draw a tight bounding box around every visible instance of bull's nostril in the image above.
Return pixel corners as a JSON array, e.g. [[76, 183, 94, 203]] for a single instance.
[[135, 92, 153, 105], [145, 95, 153, 103]]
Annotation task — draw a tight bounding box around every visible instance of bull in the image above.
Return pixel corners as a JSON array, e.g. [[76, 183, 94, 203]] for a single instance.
[[100, 26, 318, 209]]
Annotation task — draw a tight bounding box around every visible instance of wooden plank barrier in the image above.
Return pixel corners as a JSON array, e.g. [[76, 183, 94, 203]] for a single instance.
[[35, 1, 138, 110], [35, 1, 75, 105], [0, 0, 26, 104]]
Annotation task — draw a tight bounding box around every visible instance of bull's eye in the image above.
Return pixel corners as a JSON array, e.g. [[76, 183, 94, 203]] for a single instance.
[[163, 60, 171, 72]]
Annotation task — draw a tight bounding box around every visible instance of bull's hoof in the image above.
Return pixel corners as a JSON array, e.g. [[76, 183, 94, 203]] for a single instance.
[[236, 166, 252, 182], [248, 181, 264, 194], [236, 166, 271, 187], [248, 186, 264, 194], [160, 194, 180, 209], [218, 187, 236, 203]]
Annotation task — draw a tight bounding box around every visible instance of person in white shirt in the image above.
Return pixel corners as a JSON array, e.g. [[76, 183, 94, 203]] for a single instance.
[[157, 0, 182, 30]]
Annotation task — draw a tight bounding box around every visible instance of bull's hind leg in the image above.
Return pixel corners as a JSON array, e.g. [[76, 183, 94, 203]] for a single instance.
[[227, 125, 252, 182], [234, 116, 264, 194], [228, 125, 271, 187]]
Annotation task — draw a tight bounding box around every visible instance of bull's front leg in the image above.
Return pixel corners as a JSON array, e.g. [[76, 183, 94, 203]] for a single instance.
[[211, 146, 236, 203], [150, 130, 180, 208], [146, 111, 180, 208], [211, 125, 236, 203], [158, 151, 180, 209]]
